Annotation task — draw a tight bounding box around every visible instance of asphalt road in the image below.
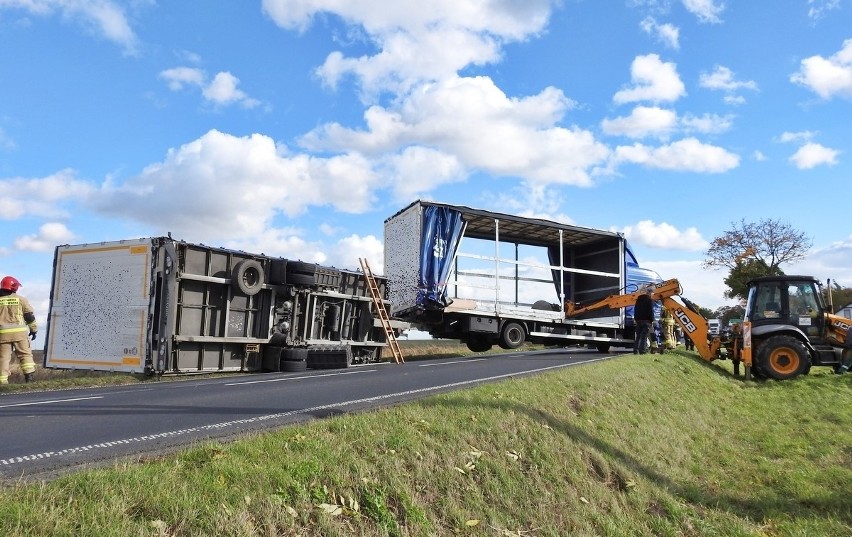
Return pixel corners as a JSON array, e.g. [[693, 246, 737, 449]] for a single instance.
[[0, 347, 615, 481]]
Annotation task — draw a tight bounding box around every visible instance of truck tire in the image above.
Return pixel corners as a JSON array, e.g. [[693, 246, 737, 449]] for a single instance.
[[756, 335, 810, 380], [232, 259, 264, 296], [595, 343, 611, 353], [466, 337, 492, 353], [499, 322, 525, 349], [280, 348, 308, 372]]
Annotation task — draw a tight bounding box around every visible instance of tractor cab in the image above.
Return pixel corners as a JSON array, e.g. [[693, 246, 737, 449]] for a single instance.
[[745, 275, 826, 344]]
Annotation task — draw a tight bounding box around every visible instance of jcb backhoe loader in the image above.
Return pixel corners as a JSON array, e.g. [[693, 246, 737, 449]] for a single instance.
[[565, 275, 850, 380]]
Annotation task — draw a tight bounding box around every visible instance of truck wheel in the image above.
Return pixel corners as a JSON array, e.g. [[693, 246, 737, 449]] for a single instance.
[[756, 335, 810, 380], [595, 343, 611, 353], [499, 322, 525, 349], [466, 337, 492, 353], [232, 259, 265, 296]]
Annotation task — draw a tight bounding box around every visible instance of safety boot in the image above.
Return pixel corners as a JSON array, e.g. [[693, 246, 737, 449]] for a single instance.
[[24, 373, 34, 383]]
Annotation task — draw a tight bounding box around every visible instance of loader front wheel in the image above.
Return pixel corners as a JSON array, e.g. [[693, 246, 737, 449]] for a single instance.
[[756, 335, 810, 380]]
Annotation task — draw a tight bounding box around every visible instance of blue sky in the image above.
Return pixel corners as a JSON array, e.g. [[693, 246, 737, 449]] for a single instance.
[[1, 0, 851, 341]]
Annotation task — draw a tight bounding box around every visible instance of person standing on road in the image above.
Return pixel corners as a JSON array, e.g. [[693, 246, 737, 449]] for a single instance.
[[633, 286, 655, 355], [0, 276, 38, 384]]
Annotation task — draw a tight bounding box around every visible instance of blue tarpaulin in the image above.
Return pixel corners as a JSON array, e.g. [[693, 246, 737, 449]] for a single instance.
[[418, 205, 464, 309]]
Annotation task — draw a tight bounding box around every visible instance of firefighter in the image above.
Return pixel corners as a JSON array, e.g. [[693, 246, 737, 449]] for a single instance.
[[0, 276, 38, 383], [661, 305, 676, 351]]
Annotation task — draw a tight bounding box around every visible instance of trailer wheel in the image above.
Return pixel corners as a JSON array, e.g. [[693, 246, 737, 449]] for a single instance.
[[499, 322, 525, 350], [280, 359, 307, 372], [466, 337, 492, 353], [286, 272, 316, 286], [279, 348, 308, 372], [756, 335, 810, 380], [595, 343, 611, 353], [232, 259, 265, 296]]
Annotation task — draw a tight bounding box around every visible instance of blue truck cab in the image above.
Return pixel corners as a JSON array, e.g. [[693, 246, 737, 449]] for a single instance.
[[624, 243, 664, 330]]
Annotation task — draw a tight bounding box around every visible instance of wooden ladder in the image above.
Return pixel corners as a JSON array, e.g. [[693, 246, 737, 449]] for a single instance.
[[359, 258, 404, 364]]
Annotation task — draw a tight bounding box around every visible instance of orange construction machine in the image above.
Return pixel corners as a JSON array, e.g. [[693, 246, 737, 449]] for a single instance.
[[565, 275, 850, 381]]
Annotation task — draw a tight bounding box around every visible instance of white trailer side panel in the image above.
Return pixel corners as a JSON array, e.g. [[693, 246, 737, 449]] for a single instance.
[[45, 239, 153, 373], [384, 201, 422, 316]]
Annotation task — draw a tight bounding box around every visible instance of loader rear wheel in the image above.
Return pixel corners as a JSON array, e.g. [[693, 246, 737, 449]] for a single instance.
[[232, 259, 265, 296], [756, 335, 810, 380], [499, 322, 525, 350]]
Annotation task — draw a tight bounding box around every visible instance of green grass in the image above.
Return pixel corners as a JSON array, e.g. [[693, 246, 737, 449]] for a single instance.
[[1, 349, 850, 536]]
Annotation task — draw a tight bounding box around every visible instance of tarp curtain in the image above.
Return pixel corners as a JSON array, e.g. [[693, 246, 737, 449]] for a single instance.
[[418, 206, 464, 309]]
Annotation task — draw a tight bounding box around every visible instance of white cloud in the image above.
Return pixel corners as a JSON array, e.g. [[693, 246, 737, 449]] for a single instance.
[[789, 237, 852, 288], [642, 259, 733, 310], [778, 130, 816, 143], [14, 222, 76, 252], [698, 65, 758, 104], [614, 220, 708, 251], [159, 67, 261, 108], [301, 76, 610, 186], [382, 146, 465, 201], [613, 54, 686, 104], [329, 234, 385, 273], [0, 0, 140, 54], [613, 137, 740, 173], [753, 150, 767, 161], [680, 112, 733, 134], [791, 38, 852, 99], [682, 0, 725, 24], [0, 169, 94, 220], [807, 0, 841, 21], [262, 0, 554, 96], [159, 67, 206, 90], [0, 126, 16, 150], [203, 72, 260, 108], [788, 142, 840, 169], [92, 130, 381, 243], [698, 66, 752, 91], [601, 106, 678, 139], [639, 16, 679, 49]]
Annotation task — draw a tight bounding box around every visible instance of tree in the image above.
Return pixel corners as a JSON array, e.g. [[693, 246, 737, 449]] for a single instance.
[[704, 219, 811, 300], [827, 280, 852, 313]]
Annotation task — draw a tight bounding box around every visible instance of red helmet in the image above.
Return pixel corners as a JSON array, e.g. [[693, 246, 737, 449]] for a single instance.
[[0, 276, 21, 292]]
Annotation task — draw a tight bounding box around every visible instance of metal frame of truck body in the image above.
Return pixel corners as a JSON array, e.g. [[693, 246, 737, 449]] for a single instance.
[[384, 201, 634, 349], [44, 237, 391, 375]]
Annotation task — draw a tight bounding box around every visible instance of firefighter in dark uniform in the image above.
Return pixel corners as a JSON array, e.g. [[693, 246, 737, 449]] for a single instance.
[[0, 276, 38, 383]]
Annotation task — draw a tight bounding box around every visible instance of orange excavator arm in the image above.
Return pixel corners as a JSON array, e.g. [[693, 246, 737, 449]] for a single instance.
[[565, 278, 722, 362], [564, 278, 683, 316]]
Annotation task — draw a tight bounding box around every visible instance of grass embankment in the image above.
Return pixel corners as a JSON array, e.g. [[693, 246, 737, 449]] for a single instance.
[[2, 348, 851, 536]]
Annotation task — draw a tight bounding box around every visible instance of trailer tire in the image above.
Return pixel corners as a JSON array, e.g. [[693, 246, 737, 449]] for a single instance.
[[756, 335, 810, 380], [232, 259, 265, 296], [280, 359, 307, 372], [499, 322, 525, 350], [596, 343, 611, 353], [466, 338, 492, 353], [286, 272, 315, 286]]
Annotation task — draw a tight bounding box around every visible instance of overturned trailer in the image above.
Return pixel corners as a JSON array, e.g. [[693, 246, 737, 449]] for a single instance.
[[385, 201, 651, 352], [43, 237, 395, 375]]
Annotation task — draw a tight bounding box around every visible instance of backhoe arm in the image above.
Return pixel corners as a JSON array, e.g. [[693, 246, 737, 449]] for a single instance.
[[565, 278, 683, 316], [660, 296, 721, 362]]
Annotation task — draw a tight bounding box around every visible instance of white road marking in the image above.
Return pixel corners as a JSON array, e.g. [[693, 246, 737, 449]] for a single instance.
[[225, 369, 375, 386], [418, 358, 487, 367], [0, 356, 610, 468], [0, 396, 104, 408]]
